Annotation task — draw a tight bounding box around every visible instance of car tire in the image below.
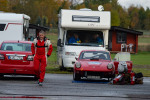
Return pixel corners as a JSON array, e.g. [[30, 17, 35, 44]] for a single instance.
[[112, 74, 116, 79], [109, 74, 116, 81], [73, 71, 81, 81], [0, 74, 4, 79], [34, 76, 39, 80]]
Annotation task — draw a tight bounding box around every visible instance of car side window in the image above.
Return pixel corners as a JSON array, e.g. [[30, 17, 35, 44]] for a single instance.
[[0, 24, 6, 31]]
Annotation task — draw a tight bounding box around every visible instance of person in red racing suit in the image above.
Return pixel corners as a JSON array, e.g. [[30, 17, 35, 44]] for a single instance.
[[31, 31, 53, 86]]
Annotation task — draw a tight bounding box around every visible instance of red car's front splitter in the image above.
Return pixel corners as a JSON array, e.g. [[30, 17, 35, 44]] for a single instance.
[[74, 68, 115, 78]]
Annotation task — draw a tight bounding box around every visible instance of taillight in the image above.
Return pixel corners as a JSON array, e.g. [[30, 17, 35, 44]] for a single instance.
[[0, 54, 4, 60], [27, 55, 34, 61]]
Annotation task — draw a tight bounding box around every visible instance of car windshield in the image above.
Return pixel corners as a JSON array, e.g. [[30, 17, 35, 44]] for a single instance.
[[79, 51, 111, 60], [65, 30, 104, 47], [0, 43, 31, 52]]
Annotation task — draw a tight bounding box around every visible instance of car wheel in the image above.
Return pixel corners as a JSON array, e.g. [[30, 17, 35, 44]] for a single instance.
[[73, 71, 81, 81], [109, 74, 116, 81], [111, 74, 116, 79], [60, 60, 66, 71], [34, 76, 39, 80], [0, 74, 4, 78]]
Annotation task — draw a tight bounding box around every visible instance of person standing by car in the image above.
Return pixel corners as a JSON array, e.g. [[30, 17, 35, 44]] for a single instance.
[[31, 30, 53, 86]]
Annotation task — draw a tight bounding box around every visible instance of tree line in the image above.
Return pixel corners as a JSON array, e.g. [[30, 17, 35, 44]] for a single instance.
[[0, 0, 150, 30]]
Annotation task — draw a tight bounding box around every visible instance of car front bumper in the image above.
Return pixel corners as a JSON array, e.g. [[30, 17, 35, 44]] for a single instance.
[[74, 68, 115, 78]]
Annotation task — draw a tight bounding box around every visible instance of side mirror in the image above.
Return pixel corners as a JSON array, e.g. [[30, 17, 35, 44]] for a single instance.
[[57, 39, 63, 47], [75, 57, 78, 60]]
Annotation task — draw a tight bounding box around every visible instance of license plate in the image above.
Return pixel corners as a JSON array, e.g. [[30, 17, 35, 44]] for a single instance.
[[87, 76, 100, 79], [8, 56, 23, 60]]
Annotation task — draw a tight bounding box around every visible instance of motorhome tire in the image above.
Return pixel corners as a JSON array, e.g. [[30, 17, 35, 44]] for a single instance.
[[60, 60, 66, 71]]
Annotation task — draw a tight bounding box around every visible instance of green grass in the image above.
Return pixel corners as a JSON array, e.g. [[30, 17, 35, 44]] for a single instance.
[[133, 67, 150, 77], [139, 37, 150, 43], [131, 52, 150, 65], [137, 30, 150, 35], [49, 28, 58, 34], [46, 33, 58, 47]]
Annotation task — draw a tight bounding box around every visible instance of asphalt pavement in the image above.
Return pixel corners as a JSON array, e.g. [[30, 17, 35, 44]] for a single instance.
[[0, 74, 150, 100]]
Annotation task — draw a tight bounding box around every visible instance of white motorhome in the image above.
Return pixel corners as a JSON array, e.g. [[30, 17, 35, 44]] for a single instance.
[[0, 13, 30, 43], [57, 9, 111, 69]]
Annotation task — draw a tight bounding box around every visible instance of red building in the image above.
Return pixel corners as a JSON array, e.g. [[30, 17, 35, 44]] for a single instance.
[[108, 26, 143, 53]]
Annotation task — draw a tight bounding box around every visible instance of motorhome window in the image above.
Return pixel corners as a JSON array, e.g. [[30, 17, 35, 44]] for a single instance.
[[79, 51, 111, 60], [0, 24, 6, 31], [66, 30, 104, 47], [117, 32, 127, 43], [72, 15, 100, 22], [28, 29, 36, 41], [23, 19, 29, 40]]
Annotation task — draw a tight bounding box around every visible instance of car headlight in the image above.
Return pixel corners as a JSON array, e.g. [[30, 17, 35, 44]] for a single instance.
[[107, 63, 113, 69], [75, 62, 81, 68], [65, 52, 76, 56], [118, 61, 128, 73]]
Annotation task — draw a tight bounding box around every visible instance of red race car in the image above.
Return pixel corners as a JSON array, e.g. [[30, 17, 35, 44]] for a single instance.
[[0, 41, 37, 78], [73, 50, 115, 81]]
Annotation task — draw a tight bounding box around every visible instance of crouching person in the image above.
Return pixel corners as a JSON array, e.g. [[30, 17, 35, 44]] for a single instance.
[[31, 30, 53, 86]]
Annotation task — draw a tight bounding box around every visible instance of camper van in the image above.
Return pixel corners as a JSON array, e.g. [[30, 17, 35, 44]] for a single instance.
[[57, 9, 111, 69], [0, 13, 30, 43]]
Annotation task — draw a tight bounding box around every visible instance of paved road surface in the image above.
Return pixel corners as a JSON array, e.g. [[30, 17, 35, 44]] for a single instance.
[[0, 74, 150, 100]]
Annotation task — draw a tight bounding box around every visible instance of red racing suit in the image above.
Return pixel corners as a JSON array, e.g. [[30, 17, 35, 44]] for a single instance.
[[31, 37, 53, 82]]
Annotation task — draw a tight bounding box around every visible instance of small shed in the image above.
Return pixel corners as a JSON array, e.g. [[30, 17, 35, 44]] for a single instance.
[[29, 24, 49, 40], [108, 26, 143, 53]]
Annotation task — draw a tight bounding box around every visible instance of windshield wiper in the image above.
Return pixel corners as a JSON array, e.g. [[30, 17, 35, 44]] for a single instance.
[[80, 43, 100, 47], [67, 43, 80, 45], [67, 43, 101, 47]]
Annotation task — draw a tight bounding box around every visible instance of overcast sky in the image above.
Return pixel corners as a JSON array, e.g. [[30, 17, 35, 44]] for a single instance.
[[118, 0, 150, 9], [73, 0, 150, 10]]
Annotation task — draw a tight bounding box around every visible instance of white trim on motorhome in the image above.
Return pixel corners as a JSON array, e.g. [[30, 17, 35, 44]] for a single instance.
[[0, 13, 30, 23]]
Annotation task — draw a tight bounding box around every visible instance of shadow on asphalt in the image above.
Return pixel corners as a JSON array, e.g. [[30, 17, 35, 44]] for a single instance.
[[72, 78, 110, 84]]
